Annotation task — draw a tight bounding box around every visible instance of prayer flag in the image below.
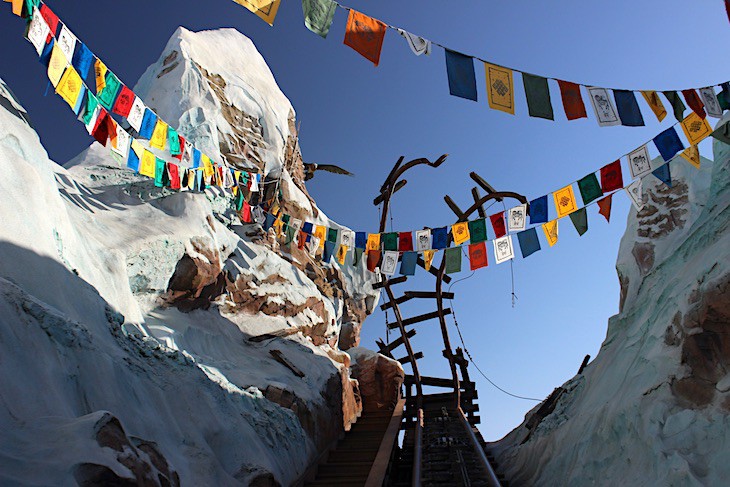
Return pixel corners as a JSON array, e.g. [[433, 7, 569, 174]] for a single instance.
[[72, 85, 86, 115], [112, 85, 134, 118], [558, 80, 587, 120], [302, 222, 313, 240], [452, 222, 470, 245], [423, 249, 436, 271], [336, 245, 348, 265], [327, 227, 339, 243], [569, 208, 588, 236], [682, 89, 706, 119], [94, 58, 107, 93], [231, 0, 281, 26], [553, 184, 578, 218], [400, 251, 418, 275], [628, 145, 652, 179], [39, 4, 59, 37], [600, 160, 624, 192], [398, 232, 413, 251], [355, 231, 367, 249], [577, 173, 603, 205], [445, 49, 477, 101], [263, 213, 276, 231], [444, 247, 462, 274], [680, 145, 701, 169], [529, 195, 548, 224], [154, 157, 166, 187], [597, 194, 612, 222], [432, 227, 448, 249], [517, 228, 541, 258], [468, 218, 487, 243], [126, 96, 145, 132], [302, 0, 337, 38], [699, 87, 723, 118], [614, 90, 644, 127], [489, 212, 507, 238], [82, 95, 100, 132], [397, 29, 431, 56], [39, 38, 54, 67], [127, 140, 142, 172], [110, 125, 129, 159], [97, 71, 121, 110], [150, 119, 168, 150], [139, 109, 157, 139], [469, 242, 488, 270], [91, 110, 110, 144], [71, 41, 93, 79], [340, 230, 354, 248], [297, 231, 307, 250], [625, 179, 644, 211], [493, 235, 515, 264], [680, 112, 712, 146], [415, 229, 431, 251], [382, 232, 398, 251], [323, 241, 336, 263], [381, 251, 399, 275], [57, 25, 76, 62], [47, 44, 66, 87], [9, 0, 22, 16], [167, 127, 182, 155], [343, 10, 386, 66], [542, 220, 558, 247], [202, 154, 214, 177], [366, 233, 380, 251], [367, 250, 381, 272], [193, 149, 202, 169], [652, 163, 672, 188], [523, 73, 553, 120], [56, 66, 83, 108], [640, 90, 667, 122], [139, 150, 156, 178], [718, 83, 730, 111], [484, 63, 514, 115], [662, 91, 686, 122], [508, 204, 527, 232], [587, 87, 620, 126], [353, 248, 364, 266], [27, 10, 50, 55], [654, 127, 684, 162], [168, 163, 181, 190]]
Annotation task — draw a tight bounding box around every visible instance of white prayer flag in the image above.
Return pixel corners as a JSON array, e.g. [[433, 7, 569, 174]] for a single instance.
[[397, 29, 431, 56], [507, 204, 527, 232], [111, 126, 130, 160], [57, 25, 77, 63], [587, 87, 621, 127], [309, 236, 320, 257], [27, 9, 50, 55], [289, 218, 302, 233], [252, 206, 265, 224], [628, 145, 652, 179], [127, 96, 146, 132], [84, 105, 101, 134], [181, 141, 194, 167], [250, 173, 260, 192], [699, 87, 723, 118], [493, 235, 514, 264], [415, 229, 431, 251], [340, 230, 354, 248], [625, 179, 644, 211], [381, 251, 399, 275]]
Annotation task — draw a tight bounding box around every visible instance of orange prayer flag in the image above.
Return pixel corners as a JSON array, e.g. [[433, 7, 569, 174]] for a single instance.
[[343, 10, 386, 67], [10, 0, 23, 16], [597, 194, 612, 223]]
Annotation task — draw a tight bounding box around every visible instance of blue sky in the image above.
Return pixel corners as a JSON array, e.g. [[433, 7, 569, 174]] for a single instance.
[[1, 1, 727, 440]]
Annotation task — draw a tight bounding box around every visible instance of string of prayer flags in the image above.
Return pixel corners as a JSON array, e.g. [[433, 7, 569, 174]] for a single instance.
[[569, 208, 588, 236], [653, 127, 684, 162], [680, 112, 712, 146], [469, 242, 488, 270], [231, 0, 281, 26], [625, 179, 644, 211], [517, 228, 541, 258], [553, 184, 578, 218], [613, 90, 644, 127], [529, 196, 548, 224], [432, 227, 448, 249], [489, 212, 507, 238], [468, 218, 487, 243], [343, 10, 386, 66], [558, 80, 587, 120], [508, 205, 527, 232], [444, 247, 462, 274], [597, 194, 612, 222], [493, 235, 515, 264], [600, 160, 624, 192], [302, 0, 337, 38], [452, 221, 470, 245], [628, 145, 652, 179], [641, 91, 667, 122], [400, 251, 418, 275], [445, 49, 477, 102], [577, 173, 603, 205], [398, 29, 431, 56], [682, 89, 706, 119], [523, 73, 553, 120], [680, 145, 701, 169], [542, 220, 559, 247], [588, 87, 620, 127], [700, 87, 722, 118], [652, 163, 672, 188], [485, 63, 515, 115], [663, 91, 686, 122]]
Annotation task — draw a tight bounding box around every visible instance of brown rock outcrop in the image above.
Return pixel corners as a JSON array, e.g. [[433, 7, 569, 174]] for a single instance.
[[348, 347, 405, 411]]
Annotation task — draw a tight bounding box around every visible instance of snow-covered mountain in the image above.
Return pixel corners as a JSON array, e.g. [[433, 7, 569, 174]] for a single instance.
[[490, 118, 730, 485], [0, 27, 394, 486]]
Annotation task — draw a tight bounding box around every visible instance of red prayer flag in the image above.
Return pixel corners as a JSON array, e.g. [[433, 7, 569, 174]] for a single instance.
[[468, 242, 488, 270], [241, 201, 252, 223], [367, 250, 381, 272], [343, 10, 387, 66], [174, 135, 185, 161], [112, 86, 134, 118], [597, 194, 612, 222], [489, 212, 507, 238], [558, 80, 587, 120], [91, 110, 110, 144], [297, 231, 307, 250], [167, 163, 181, 190], [681, 89, 706, 119], [398, 232, 413, 251], [600, 160, 624, 192], [40, 4, 59, 39]]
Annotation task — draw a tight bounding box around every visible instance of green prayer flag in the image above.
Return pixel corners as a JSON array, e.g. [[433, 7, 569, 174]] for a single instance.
[[522, 73, 554, 120], [285, 225, 297, 244], [82, 93, 99, 125], [282, 214, 290, 231], [711, 120, 730, 145], [154, 157, 165, 188], [468, 218, 487, 243], [382, 232, 398, 251], [662, 91, 686, 122], [569, 208, 588, 236], [445, 247, 462, 274], [98, 72, 122, 110], [353, 248, 364, 267], [302, 0, 337, 38], [235, 188, 244, 211], [327, 227, 338, 243], [577, 173, 603, 205], [167, 127, 181, 156]]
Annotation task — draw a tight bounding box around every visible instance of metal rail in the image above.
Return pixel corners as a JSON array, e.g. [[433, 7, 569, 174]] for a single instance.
[[458, 407, 502, 487]]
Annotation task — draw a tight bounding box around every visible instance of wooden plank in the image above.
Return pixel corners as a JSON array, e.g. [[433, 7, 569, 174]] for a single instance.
[[416, 257, 452, 284], [377, 329, 417, 355], [404, 291, 455, 300], [397, 351, 424, 364], [470, 172, 502, 201], [248, 327, 299, 342], [379, 293, 414, 311], [371, 275, 408, 290], [471, 187, 487, 218], [269, 349, 305, 378], [444, 195, 465, 219], [387, 309, 451, 329], [364, 398, 406, 487], [404, 375, 475, 389]]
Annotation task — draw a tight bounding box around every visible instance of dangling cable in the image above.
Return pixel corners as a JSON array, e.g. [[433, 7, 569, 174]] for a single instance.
[[501, 200, 518, 308]]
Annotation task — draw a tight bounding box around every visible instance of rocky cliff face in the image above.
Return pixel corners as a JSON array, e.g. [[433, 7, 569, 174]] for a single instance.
[[490, 119, 730, 486], [0, 27, 390, 486]]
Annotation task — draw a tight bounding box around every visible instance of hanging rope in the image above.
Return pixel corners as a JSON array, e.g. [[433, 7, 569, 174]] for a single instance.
[[500, 200, 518, 308]]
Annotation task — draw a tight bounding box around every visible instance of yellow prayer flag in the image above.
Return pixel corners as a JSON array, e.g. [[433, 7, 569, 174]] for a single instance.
[[366, 233, 380, 252], [452, 222, 470, 245], [202, 154, 215, 177], [680, 112, 712, 146], [150, 119, 168, 150], [423, 249, 436, 271], [336, 245, 347, 265], [484, 62, 515, 115], [47, 44, 67, 88], [542, 220, 558, 247], [553, 184, 578, 218], [315, 226, 327, 249], [56, 66, 83, 109], [214, 166, 223, 187], [139, 150, 156, 178], [10, 0, 22, 16], [640, 91, 667, 122], [94, 59, 107, 94], [130, 140, 144, 159], [231, 0, 281, 26], [680, 145, 701, 169]]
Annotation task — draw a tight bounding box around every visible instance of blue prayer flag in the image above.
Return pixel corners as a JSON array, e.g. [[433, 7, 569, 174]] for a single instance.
[[653, 127, 684, 162], [302, 222, 313, 242], [614, 90, 644, 127], [323, 241, 336, 263], [72, 42, 94, 80], [432, 227, 449, 249], [264, 213, 276, 231], [652, 163, 672, 188], [355, 232, 367, 249], [39, 38, 54, 67], [193, 149, 201, 168], [517, 228, 541, 258], [529, 196, 548, 224], [127, 146, 140, 172], [72, 86, 86, 115], [139, 109, 158, 139], [400, 251, 418, 276], [445, 49, 477, 101]]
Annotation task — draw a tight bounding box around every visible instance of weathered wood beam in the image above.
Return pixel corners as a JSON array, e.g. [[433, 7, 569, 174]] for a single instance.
[[387, 309, 451, 329]]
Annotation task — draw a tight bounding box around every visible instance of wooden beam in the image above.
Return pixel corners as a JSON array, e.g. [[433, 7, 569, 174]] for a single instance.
[[371, 275, 408, 289], [404, 375, 475, 389], [377, 329, 417, 355], [380, 293, 414, 311], [443, 195, 465, 219], [470, 172, 501, 200], [416, 257, 452, 283], [397, 351, 424, 364], [387, 309, 451, 329], [269, 349, 305, 378], [364, 398, 406, 487], [404, 291, 455, 300], [471, 187, 486, 218]]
